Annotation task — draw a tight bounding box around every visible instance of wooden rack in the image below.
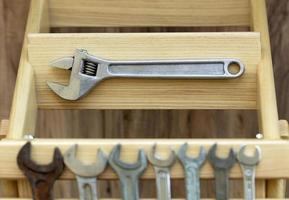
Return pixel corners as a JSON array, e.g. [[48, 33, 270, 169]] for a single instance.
[[0, 0, 288, 199]]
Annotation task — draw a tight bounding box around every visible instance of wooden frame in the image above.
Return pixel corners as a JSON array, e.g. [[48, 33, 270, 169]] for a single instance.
[[0, 0, 287, 198]]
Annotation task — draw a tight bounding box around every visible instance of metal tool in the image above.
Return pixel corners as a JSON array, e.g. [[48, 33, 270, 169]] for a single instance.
[[17, 142, 64, 200], [64, 144, 108, 200], [237, 145, 261, 200], [108, 144, 147, 200], [177, 143, 206, 200], [147, 144, 176, 200], [208, 144, 236, 200], [47, 49, 245, 100]]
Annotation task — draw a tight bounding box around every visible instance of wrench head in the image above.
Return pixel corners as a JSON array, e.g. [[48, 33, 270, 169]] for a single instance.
[[109, 144, 147, 175], [64, 144, 108, 177], [17, 142, 64, 178], [177, 143, 206, 167], [237, 145, 261, 166], [208, 143, 236, 169], [147, 144, 176, 167], [47, 49, 101, 100]]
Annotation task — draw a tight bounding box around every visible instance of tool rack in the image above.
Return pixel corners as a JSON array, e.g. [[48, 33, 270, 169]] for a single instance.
[[1, 0, 289, 199]]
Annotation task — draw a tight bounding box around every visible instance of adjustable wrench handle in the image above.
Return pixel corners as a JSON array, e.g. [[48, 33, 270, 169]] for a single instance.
[[119, 174, 140, 200], [184, 164, 201, 200], [101, 59, 244, 79], [214, 169, 230, 200], [154, 167, 172, 200]]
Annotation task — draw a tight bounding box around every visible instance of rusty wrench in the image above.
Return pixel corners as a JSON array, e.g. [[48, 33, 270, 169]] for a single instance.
[[109, 144, 147, 200], [208, 144, 236, 200], [147, 144, 176, 200], [17, 142, 64, 200], [64, 144, 108, 200]]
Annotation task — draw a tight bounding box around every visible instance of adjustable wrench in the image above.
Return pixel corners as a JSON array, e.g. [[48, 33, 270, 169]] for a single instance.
[[17, 142, 64, 200], [64, 144, 108, 200], [177, 143, 206, 200], [147, 144, 176, 200], [208, 144, 236, 200], [237, 145, 261, 200], [48, 49, 245, 100], [109, 144, 147, 200]]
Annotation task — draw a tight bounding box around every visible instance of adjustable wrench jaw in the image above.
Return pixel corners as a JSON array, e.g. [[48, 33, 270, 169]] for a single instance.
[[47, 49, 107, 100]]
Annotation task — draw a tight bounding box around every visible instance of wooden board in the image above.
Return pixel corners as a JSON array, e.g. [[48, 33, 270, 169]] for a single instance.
[[28, 32, 260, 109], [49, 0, 250, 27], [0, 139, 287, 179]]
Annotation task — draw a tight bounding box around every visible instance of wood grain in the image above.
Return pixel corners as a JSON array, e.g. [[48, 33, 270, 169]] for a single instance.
[[28, 33, 260, 109], [0, 139, 287, 179], [1, 0, 289, 198], [49, 0, 250, 27]]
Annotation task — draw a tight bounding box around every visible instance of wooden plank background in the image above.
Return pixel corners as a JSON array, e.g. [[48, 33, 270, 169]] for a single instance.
[[0, 0, 288, 198]]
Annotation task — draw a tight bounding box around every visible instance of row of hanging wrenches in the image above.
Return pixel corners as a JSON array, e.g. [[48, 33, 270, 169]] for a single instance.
[[47, 49, 245, 100], [17, 142, 261, 200]]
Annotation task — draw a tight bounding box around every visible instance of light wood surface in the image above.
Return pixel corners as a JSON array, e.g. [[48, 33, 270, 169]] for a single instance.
[[0, 139, 287, 179], [7, 0, 50, 139], [250, 0, 286, 197], [28, 32, 260, 109], [49, 0, 250, 27]]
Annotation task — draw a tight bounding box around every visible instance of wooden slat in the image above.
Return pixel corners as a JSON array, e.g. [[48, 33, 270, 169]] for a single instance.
[[28, 32, 260, 109], [7, 0, 50, 139], [49, 0, 250, 27], [0, 139, 288, 179], [250, 0, 286, 197]]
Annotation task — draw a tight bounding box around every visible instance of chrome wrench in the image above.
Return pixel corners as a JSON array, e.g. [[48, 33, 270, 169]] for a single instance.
[[47, 49, 245, 100], [237, 145, 261, 200], [208, 144, 236, 200], [109, 144, 147, 200], [177, 143, 206, 200], [147, 144, 176, 200], [64, 144, 108, 200]]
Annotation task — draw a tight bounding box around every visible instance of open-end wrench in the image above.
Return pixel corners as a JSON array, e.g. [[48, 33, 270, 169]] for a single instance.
[[208, 144, 236, 200], [17, 142, 64, 200], [147, 144, 176, 200], [237, 145, 261, 200], [177, 143, 206, 200], [64, 144, 108, 200], [47, 49, 245, 100], [109, 144, 147, 200]]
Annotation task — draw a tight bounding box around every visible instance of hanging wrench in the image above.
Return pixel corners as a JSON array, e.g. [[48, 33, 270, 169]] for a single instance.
[[47, 49, 245, 100], [177, 143, 206, 200], [17, 142, 64, 200], [208, 144, 236, 200], [237, 145, 261, 200], [64, 144, 108, 200], [147, 144, 176, 200], [109, 144, 147, 200]]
